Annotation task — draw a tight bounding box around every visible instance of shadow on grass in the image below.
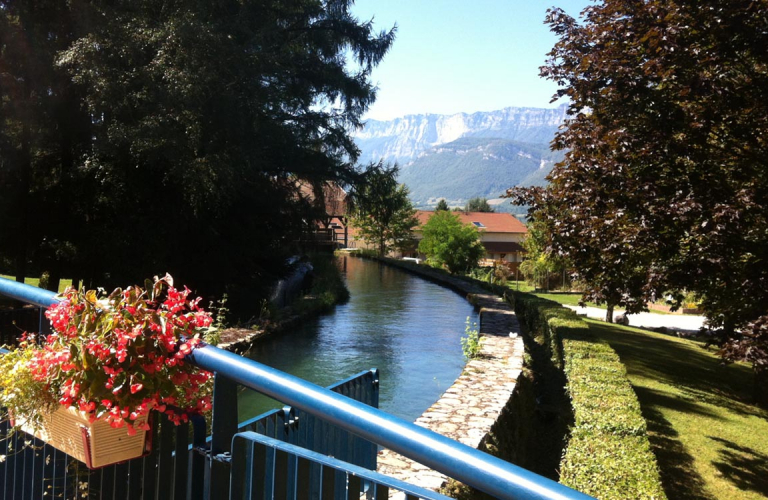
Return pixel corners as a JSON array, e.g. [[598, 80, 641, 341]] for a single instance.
[[634, 387, 715, 500], [587, 321, 762, 419], [633, 385, 721, 421], [710, 437, 768, 495]]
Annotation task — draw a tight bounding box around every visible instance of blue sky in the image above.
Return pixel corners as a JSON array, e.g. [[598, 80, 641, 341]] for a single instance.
[[350, 0, 592, 120]]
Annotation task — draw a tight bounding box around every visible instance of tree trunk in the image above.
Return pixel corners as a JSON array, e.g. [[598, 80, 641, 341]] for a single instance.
[[756, 369, 768, 409], [605, 304, 614, 323], [15, 73, 32, 286], [14, 253, 27, 284], [47, 263, 61, 293]]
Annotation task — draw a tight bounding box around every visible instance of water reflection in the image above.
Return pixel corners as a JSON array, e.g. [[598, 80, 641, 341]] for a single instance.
[[238, 256, 478, 423]]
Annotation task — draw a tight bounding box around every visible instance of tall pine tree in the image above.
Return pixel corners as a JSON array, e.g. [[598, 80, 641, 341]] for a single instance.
[[1, 0, 395, 312]]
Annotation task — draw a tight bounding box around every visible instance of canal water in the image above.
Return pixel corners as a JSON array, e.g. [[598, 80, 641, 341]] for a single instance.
[[238, 255, 478, 423]]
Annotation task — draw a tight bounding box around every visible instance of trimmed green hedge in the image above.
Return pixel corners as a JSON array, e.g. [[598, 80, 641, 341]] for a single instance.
[[509, 292, 666, 500]]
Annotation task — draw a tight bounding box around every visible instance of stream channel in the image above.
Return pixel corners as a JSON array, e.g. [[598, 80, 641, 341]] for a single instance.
[[238, 255, 478, 423]]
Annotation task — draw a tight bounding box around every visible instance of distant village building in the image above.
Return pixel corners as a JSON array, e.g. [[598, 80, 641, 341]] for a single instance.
[[297, 181, 349, 249], [346, 208, 528, 273], [410, 211, 527, 272]]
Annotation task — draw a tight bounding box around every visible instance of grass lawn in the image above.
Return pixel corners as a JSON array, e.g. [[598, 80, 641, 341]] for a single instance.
[[0, 274, 72, 294], [532, 292, 599, 308], [587, 319, 768, 500], [532, 292, 678, 315], [506, 280, 535, 292]]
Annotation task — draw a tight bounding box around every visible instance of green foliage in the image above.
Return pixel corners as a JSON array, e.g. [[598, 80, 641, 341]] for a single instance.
[[286, 254, 349, 317], [435, 199, 450, 211], [515, 1, 768, 348], [469, 265, 507, 286], [349, 163, 419, 257], [0, 0, 394, 315], [200, 294, 229, 346], [510, 291, 666, 499], [418, 211, 484, 274], [461, 317, 481, 360], [465, 197, 494, 213], [561, 433, 666, 500], [38, 272, 50, 292], [518, 218, 568, 289], [306, 254, 350, 305], [346, 248, 379, 259]]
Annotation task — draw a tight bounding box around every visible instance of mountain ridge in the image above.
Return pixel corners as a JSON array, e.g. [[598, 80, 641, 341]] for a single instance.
[[351, 105, 566, 210], [398, 137, 563, 208], [353, 104, 566, 164]]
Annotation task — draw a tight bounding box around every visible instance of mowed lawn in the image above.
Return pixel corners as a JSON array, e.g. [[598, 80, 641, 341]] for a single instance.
[[534, 292, 676, 314], [0, 275, 72, 294], [588, 320, 768, 500]]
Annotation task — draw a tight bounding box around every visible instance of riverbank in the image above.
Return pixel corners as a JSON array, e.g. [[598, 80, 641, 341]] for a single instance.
[[218, 254, 350, 353]]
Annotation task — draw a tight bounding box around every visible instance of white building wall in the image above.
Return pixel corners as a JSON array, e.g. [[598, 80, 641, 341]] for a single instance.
[[478, 232, 526, 243]]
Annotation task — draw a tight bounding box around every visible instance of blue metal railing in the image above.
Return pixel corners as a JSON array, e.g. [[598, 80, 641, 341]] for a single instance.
[[0, 394, 203, 500], [231, 432, 451, 500], [0, 277, 593, 500], [237, 369, 380, 471]]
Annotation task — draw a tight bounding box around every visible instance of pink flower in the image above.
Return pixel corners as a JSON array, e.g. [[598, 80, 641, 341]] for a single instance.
[[20, 275, 215, 430]]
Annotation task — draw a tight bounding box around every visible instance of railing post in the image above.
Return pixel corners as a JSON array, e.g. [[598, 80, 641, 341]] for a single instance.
[[189, 414, 208, 500], [210, 373, 238, 498]]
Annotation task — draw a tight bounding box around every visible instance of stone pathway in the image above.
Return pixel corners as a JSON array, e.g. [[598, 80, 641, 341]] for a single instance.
[[375, 274, 525, 495]]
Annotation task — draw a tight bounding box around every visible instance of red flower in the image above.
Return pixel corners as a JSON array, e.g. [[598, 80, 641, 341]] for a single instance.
[[12, 275, 213, 431]]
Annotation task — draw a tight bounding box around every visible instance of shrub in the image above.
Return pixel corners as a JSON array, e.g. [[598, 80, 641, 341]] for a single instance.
[[461, 317, 481, 360], [508, 291, 666, 500]]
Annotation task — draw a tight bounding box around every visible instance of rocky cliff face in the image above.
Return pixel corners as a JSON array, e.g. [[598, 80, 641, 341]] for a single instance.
[[353, 105, 567, 164], [398, 137, 563, 207]]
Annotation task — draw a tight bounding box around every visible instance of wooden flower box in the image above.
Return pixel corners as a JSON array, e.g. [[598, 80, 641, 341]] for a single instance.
[[18, 407, 150, 469]]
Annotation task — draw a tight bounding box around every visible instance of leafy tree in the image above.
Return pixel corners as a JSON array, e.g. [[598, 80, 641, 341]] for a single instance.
[[435, 199, 450, 211], [518, 215, 569, 291], [0, 0, 395, 312], [512, 1, 768, 401], [465, 197, 494, 213], [418, 211, 484, 274], [508, 186, 655, 322], [349, 163, 418, 257], [0, 1, 91, 290]]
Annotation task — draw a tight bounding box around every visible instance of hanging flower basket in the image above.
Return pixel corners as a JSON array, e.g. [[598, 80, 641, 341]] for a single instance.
[[0, 274, 215, 468], [17, 406, 150, 469]]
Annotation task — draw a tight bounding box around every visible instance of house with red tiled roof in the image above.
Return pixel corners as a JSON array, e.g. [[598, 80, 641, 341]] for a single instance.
[[411, 210, 528, 272]]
